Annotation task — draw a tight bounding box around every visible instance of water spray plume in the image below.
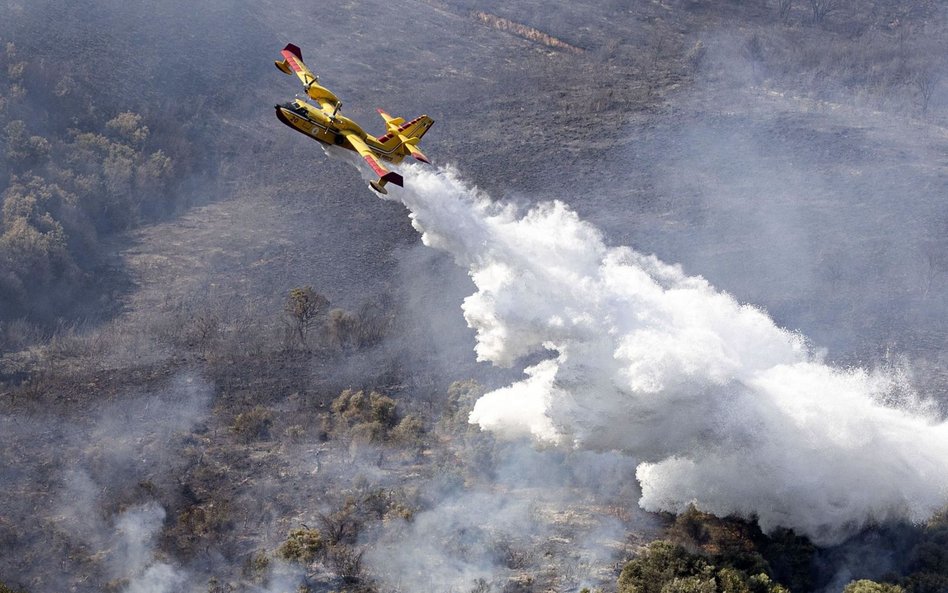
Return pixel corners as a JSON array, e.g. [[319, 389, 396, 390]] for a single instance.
[[364, 159, 948, 545]]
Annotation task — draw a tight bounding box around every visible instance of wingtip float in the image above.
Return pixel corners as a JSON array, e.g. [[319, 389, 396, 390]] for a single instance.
[[274, 43, 434, 195]]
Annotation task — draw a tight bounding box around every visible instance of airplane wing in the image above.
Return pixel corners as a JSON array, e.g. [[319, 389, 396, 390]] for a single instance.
[[275, 44, 317, 88], [342, 131, 403, 192], [275, 44, 340, 108]]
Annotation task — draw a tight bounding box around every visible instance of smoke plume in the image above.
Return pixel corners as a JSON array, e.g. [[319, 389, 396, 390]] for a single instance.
[[112, 503, 187, 593], [374, 162, 948, 545]]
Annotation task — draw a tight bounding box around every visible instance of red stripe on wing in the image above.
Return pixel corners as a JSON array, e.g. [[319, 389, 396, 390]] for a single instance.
[[283, 44, 303, 59], [281, 50, 303, 73], [397, 117, 422, 132], [363, 154, 388, 177]]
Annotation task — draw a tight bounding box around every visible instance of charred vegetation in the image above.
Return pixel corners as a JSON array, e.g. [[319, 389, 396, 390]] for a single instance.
[[1, 1, 947, 593]]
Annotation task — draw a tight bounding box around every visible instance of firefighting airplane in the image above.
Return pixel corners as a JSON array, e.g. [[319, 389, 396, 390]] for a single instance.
[[274, 44, 433, 194]]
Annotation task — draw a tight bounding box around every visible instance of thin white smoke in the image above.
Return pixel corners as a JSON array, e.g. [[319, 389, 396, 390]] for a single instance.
[[113, 503, 187, 593], [363, 159, 948, 545]]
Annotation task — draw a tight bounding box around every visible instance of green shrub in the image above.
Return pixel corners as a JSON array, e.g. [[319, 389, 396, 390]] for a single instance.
[[619, 541, 705, 593], [330, 389, 398, 443], [349, 420, 387, 445], [243, 549, 270, 583], [900, 508, 948, 592], [232, 406, 273, 442], [278, 527, 324, 564], [439, 379, 486, 433], [325, 301, 391, 350], [617, 541, 788, 593], [106, 112, 149, 143], [665, 506, 815, 591], [843, 580, 904, 593], [173, 501, 232, 552], [661, 576, 716, 593], [390, 414, 424, 446]]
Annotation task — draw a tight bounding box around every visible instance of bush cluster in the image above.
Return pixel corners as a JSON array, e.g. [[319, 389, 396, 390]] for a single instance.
[[0, 42, 192, 324], [331, 389, 397, 438], [618, 541, 789, 593], [654, 504, 948, 593], [231, 406, 274, 442], [275, 491, 418, 588], [844, 581, 905, 593], [329, 388, 423, 446], [282, 287, 392, 352], [900, 510, 948, 593], [277, 527, 325, 564]]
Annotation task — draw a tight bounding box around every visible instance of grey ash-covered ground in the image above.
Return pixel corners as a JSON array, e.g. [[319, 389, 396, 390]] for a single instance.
[[1, 1, 948, 592]]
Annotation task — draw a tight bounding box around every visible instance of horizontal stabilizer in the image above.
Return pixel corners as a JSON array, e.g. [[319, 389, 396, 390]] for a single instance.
[[410, 147, 431, 164], [399, 115, 434, 140], [369, 171, 404, 195], [381, 171, 404, 187], [377, 108, 406, 128]]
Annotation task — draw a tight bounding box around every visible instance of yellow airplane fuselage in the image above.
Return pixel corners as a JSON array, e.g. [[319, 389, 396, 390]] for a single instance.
[[273, 43, 433, 193], [275, 100, 407, 164]]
